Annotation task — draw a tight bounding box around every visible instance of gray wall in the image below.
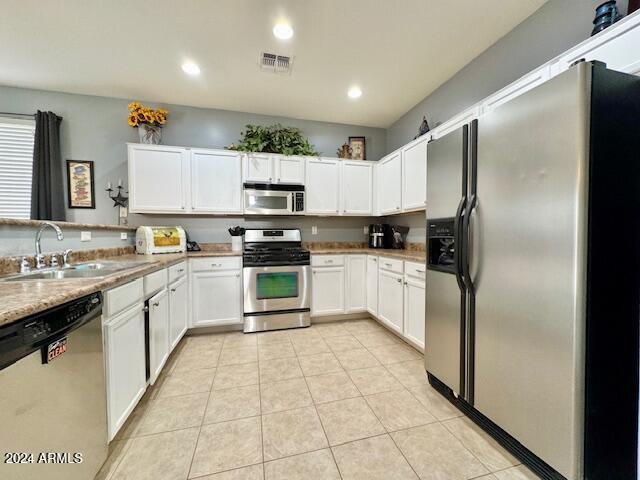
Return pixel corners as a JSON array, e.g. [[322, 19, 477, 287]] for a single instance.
[[385, 0, 629, 244], [0, 85, 386, 227], [386, 0, 629, 151]]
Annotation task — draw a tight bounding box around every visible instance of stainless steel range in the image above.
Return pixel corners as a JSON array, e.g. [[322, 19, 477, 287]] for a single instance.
[[242, 229, 311, 333]]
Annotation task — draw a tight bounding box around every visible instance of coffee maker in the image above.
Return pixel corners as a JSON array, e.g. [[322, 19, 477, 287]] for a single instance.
[[368, 224, 388, 248]]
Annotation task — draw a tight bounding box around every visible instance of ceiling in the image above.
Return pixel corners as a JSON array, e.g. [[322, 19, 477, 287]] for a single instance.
[[0, 0, 546, 128]]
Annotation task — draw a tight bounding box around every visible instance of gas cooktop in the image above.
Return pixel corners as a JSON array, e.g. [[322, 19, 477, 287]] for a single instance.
[[242, 229, 310, 267]]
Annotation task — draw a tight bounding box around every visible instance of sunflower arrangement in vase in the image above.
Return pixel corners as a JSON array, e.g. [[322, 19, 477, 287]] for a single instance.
[[127, 102, 169, 144]]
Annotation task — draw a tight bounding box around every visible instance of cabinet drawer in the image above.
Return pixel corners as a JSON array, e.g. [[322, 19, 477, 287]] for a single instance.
[[190, 256, 242, 272], [104, 278, 143, 318], [379, 257, 404, 274], [144, 268, 167, 297], [168, 261, 187, 282], [311, 255, 344, 267], [405, 261, 426, 280]]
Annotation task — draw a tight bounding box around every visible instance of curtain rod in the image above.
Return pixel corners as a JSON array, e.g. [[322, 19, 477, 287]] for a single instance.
[[0, 111, 35, 117]]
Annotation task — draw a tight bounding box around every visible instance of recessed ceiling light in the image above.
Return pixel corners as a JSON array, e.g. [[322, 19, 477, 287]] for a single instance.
[[273, 23, 294, 40], [348, 86, 362, 99], [181, 62, 201, 76]]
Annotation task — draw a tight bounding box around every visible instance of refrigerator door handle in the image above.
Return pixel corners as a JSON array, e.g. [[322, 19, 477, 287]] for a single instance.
[[453, 195, 467, 290], [462, 194, 477, 294]]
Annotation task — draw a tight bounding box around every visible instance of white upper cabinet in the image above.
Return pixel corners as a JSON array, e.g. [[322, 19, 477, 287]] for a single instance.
[[401, 136, 428, 211], [378, 151, 402, 215], [191, 149, 242, 214], [243, 153, 273, 182], [306, 157, 340, 215], [128, 144, 189, 213], [481, 65, 550, 114], [432, 106, 481, 140], [341, 161, 373, 215], [242, 153, 305, 184], [276, 156, 305, 184], [554, 14, 640, 76]]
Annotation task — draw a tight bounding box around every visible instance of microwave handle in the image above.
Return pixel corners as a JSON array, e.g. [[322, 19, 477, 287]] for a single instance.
[[287, 192, 294, 212]]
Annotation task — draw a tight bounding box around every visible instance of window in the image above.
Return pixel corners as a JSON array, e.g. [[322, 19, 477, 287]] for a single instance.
[[0, 117, 35, 219]]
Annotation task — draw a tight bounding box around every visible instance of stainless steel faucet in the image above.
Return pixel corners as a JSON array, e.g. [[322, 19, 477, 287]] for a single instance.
[[35, 221, 64, 269]]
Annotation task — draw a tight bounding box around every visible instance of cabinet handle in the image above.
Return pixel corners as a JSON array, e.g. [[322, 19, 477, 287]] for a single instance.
[[325, 260, 333, 263], [396, 206, 400, 210], [269, 177, 273, 182], [396, 278, 402, 284], [385, 263, 392, 267], [178, 268, 184, 273], [153, 301, 160, 307], [211, 263, 221, 267], [336, 209, 339, 213], [171, 288, 176, 292], [236, 274, 240, 278], [415, 269, 425, 273]]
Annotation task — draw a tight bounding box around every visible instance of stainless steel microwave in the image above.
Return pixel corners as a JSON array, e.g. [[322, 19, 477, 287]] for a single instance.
[[243, 183, 305, 215]]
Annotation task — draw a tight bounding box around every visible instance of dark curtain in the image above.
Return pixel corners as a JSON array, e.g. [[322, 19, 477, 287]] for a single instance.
[[31, 110, 65, 220]]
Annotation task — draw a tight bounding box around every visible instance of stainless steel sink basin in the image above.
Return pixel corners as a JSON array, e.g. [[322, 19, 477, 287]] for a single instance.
[[1, 260, 146, 282]]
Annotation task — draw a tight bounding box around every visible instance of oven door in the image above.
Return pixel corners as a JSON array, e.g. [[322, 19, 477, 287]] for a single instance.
[[243, 265, 311, 314], [244, 189, 294, 215]]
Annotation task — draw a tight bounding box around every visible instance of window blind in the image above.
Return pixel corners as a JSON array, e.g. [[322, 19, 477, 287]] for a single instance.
[[0, 117, 35, 219]]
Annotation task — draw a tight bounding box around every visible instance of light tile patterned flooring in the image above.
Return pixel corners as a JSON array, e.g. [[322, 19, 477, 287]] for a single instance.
[[97, 318, 539, 480]]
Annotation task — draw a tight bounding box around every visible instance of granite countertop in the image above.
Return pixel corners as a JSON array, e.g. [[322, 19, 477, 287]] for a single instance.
[[0, 249, 242, 328], [308, 247, 426, 263]]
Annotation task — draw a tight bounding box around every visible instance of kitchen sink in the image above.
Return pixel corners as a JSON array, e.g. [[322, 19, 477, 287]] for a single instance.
[[1, 261, 146, 282]]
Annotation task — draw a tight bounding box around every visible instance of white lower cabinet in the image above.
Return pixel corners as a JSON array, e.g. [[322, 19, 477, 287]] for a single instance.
[[103, 303, 146, 441], [345, 255, 367, 313], [191, 267, 242, 327], [366, 256, 379, 316], [404, 276, 425, 349], [169, 275, 188, 350], [311, 265, 345, 316], [148, 288, 169, 385], [377, 268, 404, 334]]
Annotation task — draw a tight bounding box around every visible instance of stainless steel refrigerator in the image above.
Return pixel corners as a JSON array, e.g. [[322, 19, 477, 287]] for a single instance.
[[424, 61, 640, 480]]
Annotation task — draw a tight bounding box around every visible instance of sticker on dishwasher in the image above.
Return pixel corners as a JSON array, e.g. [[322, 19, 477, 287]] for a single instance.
[[43, 338, 67, 364]]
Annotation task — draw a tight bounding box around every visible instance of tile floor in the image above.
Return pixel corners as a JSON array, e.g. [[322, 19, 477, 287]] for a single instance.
[[97, 318, 539, 480]]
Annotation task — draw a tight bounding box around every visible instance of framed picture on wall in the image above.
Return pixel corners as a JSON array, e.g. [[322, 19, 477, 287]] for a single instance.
[[66, 160, 95, 209], [349, 136, 366, 160]]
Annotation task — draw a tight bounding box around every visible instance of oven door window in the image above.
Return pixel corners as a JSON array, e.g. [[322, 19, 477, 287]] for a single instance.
[[248, 194, 288, 211], [256, 272, 299, 299]]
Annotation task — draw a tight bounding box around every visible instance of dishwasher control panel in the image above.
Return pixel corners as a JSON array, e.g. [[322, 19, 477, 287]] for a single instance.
[[0, 292, 102, 370]]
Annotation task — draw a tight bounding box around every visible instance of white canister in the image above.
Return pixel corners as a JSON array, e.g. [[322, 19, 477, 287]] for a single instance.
[[231, 236, 242, 252]]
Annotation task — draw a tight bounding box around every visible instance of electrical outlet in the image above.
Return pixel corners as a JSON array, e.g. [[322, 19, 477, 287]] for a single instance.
[[363, 226, 368, 234], [312, 226, 318, 235], [120, 232, 128, 240], [81, 231, 92, 242]]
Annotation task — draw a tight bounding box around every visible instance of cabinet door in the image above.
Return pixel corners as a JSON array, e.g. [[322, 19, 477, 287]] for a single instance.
[[306, 158, 340, 215], [191, 149, 242, 213], [378, 269, 404, 333], [404, 277, 425, 349], [346, 255, 367, 313], [379, 153, 402, 214], [342, 161, 373, 215], [192, 270, 242, 327], [243, 153, 273, 182], [311, 266, 345, 316], [104, 304, 146, 440], [555, 18, 640, 76], [402, 137, 428, 211], [482, 66, 550, 113], [169, 276, 188, 351], [276, 156, 305, 184], [128, 144, 189, 213], [149, 289, 169, 385], [366, 256, 379, 316]]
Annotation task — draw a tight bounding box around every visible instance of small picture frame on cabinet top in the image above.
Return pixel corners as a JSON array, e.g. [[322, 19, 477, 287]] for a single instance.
[[349, 136, 366, 160]]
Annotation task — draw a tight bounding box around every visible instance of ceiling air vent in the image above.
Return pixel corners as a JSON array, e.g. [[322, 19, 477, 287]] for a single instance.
[[260, 52, 293, 74]]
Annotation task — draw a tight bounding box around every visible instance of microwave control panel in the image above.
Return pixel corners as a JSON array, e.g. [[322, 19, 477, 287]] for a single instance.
[[294, 192, 304, 212]]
